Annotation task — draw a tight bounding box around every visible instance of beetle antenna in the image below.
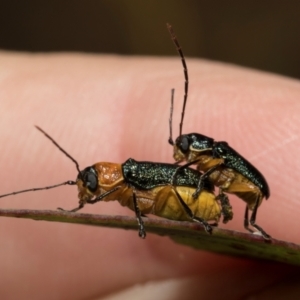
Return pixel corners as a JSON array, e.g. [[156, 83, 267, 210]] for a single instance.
[[167, 23, 189, 136], [35, 125, 81, 175], [0, 180, 77, 199], [168, 89, 175, 145], [0, 127, 80, 199]]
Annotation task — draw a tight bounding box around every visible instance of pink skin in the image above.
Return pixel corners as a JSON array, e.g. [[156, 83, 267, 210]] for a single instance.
[[0, 52, 300, 299]]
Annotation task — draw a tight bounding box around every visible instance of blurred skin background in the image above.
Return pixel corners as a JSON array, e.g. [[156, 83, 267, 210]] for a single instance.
[[1, 1, 300, 78]]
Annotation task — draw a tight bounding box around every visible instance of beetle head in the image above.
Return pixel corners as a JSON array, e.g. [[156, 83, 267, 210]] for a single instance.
[[77, 166, 99, 201], [173, 133, 214, 162], [173, 134, 193, 161]]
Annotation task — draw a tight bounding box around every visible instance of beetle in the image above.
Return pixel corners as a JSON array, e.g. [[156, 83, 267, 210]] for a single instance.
[[166, 23, 271, 239], [0, 126, 229, 238]]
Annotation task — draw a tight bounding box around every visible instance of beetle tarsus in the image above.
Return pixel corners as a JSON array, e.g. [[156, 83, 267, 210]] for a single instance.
[[138, 226, 146, 239], [206, 224, 213, 234], [251, 223, 271, 240], [57, 205, 83, 213], [203, 222, 213, 234], [244, 206, 271, 239], [191, 216, 213, 234]]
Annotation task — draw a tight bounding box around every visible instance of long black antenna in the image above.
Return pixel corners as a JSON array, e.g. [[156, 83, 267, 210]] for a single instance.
[[35, 125, 81, 175], [168, 89, 175, 145], [0, 126, 81, 199], [0, 180, 76, 199], [166, 23, 189, 137]]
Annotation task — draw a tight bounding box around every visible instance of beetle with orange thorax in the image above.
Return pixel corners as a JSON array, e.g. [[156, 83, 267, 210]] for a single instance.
[[0, 126, 229, 238], [71, 158, 225, 238]]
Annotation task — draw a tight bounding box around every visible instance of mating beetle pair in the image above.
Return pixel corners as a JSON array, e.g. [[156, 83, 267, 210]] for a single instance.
[[0, 24, 270, 239]]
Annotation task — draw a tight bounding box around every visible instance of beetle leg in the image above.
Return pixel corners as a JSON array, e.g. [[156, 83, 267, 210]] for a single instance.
[[57, 186, 120, 213], [132, 189, 146, 239], [216, 190, 233, 223], [171, 160, 199, 186], [244, 203, 271, 240], [249, 199, 271, 240], [193, 164, 220, 199], [173, 188, 213, 234], [88, 186, 121, 204], [244, 206, 254, 233], [57, 201, 85, 213]]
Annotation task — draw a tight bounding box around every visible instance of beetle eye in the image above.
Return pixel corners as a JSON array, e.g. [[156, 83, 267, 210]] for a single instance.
[[79, 167, 98, 193], [85, 172, 98, 192], [178, 136, 190, 153]]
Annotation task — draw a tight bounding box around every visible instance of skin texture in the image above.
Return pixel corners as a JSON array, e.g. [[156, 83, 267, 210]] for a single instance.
[[0, 52, 300, 299]]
